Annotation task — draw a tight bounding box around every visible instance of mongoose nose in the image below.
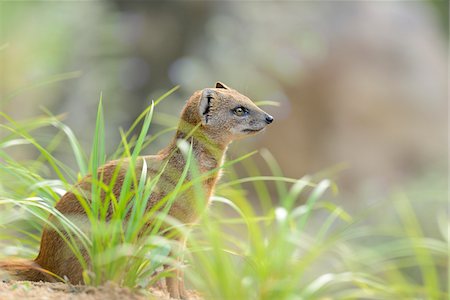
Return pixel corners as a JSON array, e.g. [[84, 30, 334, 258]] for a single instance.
[[265, 115, 274, 124]]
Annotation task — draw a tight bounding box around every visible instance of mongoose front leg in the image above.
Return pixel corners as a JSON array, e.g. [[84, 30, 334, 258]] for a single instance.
[[165, 264, 188, 299], [165, 238, 188, 299]]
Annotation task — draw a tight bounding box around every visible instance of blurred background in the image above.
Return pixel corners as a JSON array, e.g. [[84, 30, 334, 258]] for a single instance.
[[0, 1, 447, 212]]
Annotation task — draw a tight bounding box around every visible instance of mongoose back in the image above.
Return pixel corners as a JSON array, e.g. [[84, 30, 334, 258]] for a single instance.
[[0, 82, 274, 299]]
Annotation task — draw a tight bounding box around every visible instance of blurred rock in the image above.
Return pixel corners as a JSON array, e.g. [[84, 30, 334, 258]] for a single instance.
[[173, 2, 447, 201]]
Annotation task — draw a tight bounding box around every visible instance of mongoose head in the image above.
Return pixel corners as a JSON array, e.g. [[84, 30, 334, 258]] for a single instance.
[[193, 82, 273, 143]]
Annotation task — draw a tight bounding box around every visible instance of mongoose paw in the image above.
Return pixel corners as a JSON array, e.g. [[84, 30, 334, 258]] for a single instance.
[[179, 287, 189, 300]]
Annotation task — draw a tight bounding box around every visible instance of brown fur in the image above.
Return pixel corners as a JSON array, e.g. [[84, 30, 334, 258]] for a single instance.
[[0, 82, 273, 299]]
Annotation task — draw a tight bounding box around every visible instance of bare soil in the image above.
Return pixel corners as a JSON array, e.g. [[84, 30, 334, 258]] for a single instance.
[[0, 281, 202, 300]]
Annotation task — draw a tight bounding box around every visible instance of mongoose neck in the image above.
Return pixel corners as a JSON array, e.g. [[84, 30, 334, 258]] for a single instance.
[[168, 127, 229, 173]]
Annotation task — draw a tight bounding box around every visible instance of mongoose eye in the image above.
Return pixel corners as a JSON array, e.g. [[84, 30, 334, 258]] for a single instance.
[[233, 106, 248, 117]]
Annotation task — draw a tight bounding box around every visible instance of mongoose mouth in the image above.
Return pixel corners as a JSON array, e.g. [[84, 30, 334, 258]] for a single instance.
[[242, 127, 265, 133]]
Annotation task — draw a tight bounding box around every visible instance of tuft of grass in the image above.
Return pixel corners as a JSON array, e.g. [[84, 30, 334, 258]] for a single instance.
[[0, 87, 447, 300], [187, 161, 447, 299], [0, 88, 181, 287]]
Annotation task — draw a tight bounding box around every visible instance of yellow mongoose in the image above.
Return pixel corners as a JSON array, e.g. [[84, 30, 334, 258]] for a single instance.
[[0, 82, 273, 299]]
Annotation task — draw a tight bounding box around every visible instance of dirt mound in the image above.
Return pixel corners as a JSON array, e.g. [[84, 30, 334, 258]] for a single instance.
[[0, 281, 202, 300]]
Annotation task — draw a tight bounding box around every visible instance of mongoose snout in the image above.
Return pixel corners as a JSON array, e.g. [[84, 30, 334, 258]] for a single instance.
[[265, 114, 274, 124]]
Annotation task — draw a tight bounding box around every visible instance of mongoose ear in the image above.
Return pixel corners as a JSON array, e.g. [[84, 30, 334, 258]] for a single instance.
[[199, 89, 213, 125], [215, 81, 230, 89]]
